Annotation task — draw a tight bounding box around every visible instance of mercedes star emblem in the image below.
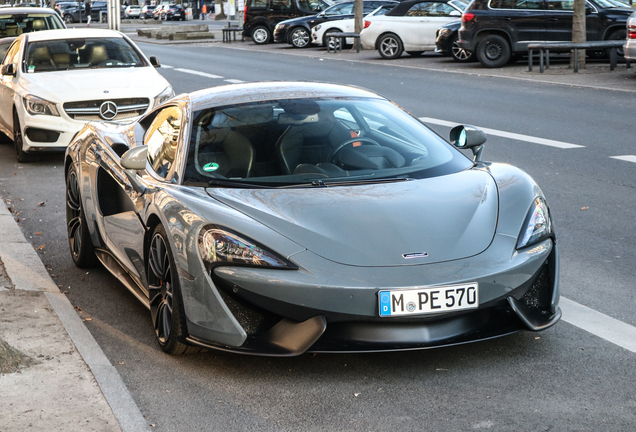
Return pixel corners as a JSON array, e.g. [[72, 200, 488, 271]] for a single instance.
[[99, 101, 118, 120]]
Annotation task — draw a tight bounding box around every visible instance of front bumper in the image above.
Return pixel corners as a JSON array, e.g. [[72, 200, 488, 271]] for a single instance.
[[273, 25, 289, 43], [624, 41, 636, 61], [19, 110, 88, 152], [180, 234, 560, 355]]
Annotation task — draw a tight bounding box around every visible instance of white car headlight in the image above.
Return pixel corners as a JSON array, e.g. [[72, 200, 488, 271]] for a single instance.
[[517, 197, 553, 249], [23, 95, 60, 117], [315, 24, 321, 31], [198, 225, 297, 270], [154, 86, 174, 108]]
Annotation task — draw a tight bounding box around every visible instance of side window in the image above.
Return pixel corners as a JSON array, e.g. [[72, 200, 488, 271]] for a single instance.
[[493, 0, 544, 8], [546, 0, 573, 9], [3, 39, 22, 68], [248, 0, 269, 9], [325, 3, 354, 15], [271, 0, 292, 10], [419, 2, 456, 15], [144, 106, 183, 179], [405, 3, 424, 16]]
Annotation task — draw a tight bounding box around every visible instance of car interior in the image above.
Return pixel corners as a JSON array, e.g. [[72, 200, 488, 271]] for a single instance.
[[0, 14, 63, 37], [183, 98, 458, 185]]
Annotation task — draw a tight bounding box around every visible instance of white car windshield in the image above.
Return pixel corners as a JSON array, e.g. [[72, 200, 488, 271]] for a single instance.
[[183, 98, 472, 187], [24, 37, 145, 73]]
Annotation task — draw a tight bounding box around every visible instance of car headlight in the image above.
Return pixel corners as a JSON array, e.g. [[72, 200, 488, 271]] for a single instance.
[[23, 95, 60, 116], [198, 225, 297, 270], [314, 24, 321, 31], [438, 28, 451, 37], [154, 86, 174, 108], [517, 197, 553, 249]]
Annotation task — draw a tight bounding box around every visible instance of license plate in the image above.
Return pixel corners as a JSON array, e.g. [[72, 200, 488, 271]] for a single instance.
[[379, 283, 478, 317]]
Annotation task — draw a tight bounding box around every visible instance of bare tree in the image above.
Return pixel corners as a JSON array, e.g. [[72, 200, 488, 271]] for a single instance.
[[353, 0, 363, 51], [571, 0, 586, 70]]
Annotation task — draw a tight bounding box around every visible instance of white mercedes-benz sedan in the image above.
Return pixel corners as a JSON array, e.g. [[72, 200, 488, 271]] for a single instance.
[[0, 28, 174, 162]]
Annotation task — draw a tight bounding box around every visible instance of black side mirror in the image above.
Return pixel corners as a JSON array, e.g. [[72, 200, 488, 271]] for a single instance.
[[149, 56, 161, 68], [450, 124, 487, 162], [585, 5, 593, 14], [1, 63, 15, 76]]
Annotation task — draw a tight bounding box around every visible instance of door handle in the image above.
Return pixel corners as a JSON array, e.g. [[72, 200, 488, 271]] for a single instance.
[[549, 17, 558, 21]]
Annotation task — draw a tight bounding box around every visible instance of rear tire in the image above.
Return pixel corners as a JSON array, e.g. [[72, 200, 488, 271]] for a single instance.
[[252, 25, 271, 45], [608, 29, 626, 57], [476, 34, 510, 68], [378, 33, 403, 59], [66, 163, 99, 268], [450, 34, 475, 62], [323, 28, 343, 50]]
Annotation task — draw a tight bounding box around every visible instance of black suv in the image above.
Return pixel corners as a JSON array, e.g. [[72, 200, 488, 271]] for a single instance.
[[273, 0, 396, 48], [63, 1, 108, 24], [458, 0, 634, 67], [243, 0, 332, 44]]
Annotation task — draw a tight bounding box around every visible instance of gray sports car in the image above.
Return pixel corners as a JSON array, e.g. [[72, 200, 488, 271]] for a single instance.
[[64, 82, 561, 356]]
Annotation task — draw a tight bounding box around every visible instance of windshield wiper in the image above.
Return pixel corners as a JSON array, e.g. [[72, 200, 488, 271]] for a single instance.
[[316, 176, 411, 187], [206, 178, 270, 189]]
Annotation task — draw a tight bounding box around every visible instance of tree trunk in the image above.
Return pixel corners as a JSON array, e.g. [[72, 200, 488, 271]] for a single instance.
[[353, 0, 363, 51], [571, 0, 586, 70]]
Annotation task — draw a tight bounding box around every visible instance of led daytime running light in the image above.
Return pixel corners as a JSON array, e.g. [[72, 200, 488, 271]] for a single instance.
[[23, 95, 60, 117]]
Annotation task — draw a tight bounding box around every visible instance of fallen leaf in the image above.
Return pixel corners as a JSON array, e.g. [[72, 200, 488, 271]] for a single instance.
[[354, 393, 360, 397], [38, 202, 45, 206], [85, 318, 92, 321], [581, 207, 589, 210], [35, 245, 46, 250], [118, 361, 125, 365], [35, 232, 42, 235]]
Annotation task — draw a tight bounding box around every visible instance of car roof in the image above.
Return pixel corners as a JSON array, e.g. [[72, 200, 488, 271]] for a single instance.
[[0, 7, 59, 15], [24, 28, 126, 42], [385, 0, 441, 16], [188, 81, 385, 112]]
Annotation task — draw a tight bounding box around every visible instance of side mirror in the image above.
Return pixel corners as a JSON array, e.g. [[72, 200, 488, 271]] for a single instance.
[[149, 56, 161, 68], [1, 63, 15, 76], [585, 5, 593, 14], [450, 125, 487, 162], [121, 145, 148, 194], [449, 10, 461, 17]]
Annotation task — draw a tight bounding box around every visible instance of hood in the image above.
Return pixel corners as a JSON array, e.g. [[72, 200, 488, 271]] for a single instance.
[[20, 67, 169, 104], [207, 169, 499, 267]]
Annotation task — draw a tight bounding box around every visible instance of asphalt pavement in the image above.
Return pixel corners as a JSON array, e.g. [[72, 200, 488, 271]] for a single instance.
[[1, 21, 635, 432]]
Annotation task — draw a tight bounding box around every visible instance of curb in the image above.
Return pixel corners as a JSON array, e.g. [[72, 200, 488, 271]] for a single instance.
[[0, 197, 150, 432]]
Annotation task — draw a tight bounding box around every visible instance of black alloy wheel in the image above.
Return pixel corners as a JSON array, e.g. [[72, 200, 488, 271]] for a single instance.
[[378, 33, 403, 59], [450, 34, 475, 62], [13, 112, 33, 163], [476, 34, 510, 68], [64, 14, 74, 23], [147, 225, 195, 355], [290, 27, 310, 48], [66, 164, 98, 268]]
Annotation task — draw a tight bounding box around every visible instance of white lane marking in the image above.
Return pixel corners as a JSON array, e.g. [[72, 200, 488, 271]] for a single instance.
[[610, 155, 636, 163], [224, 79, 245, 84], [174, 68, 224, 79], [560, 297, 636, 354], [162, 64, 174, 69], [419, 117, 585, 149]]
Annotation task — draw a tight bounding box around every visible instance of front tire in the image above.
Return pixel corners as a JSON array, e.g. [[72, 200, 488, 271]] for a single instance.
[[290, 26, 310, 48], [323, 28, 343, 50], [148, 225, 193, 355], [476, 34, 510, 68], [252, 25, 271, 45], [64, 14, 74, 23], [450, 34, 475, 62], [66, 163, 99, 268], [608, 29, 626, 57], [378, 33, 403, 59], [13, 112, 33, 163]]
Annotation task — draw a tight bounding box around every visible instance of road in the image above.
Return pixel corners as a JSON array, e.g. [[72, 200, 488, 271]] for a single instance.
[[0, 41, 635, 431]]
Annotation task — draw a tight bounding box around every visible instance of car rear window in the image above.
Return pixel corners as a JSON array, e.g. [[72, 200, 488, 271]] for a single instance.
[[0, 13, 64, 37]]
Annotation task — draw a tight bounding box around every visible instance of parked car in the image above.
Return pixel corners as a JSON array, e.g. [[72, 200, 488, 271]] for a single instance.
[[360, 0, 466, 59], [63, 80, 561, 356], [124, 5, 142, 18], [0, 28, 173, 162], [243, 0, 333, 45], [274, 0, 396, 48], [459, 0, 635, 68], [0, 36, 16, 61], [63, 1, 108, 24], [312, 3, 396, 48], [436, 19, 475, 62], [625, 10, 636, 61], [140, 5, 155, 19], [161, 4, 186, 20], [0, 7, 65, 37], [153, 4, 168, 19]]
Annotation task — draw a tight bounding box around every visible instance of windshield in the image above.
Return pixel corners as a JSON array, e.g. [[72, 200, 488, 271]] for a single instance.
[[0, 13, 64, 37], [593, 0, 628, 7], [24, 37, 145, 73], [184, 98, 472, 187], [449, 0, 468, 10]]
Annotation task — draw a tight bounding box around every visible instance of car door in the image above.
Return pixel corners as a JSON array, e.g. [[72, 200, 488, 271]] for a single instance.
[[415, 1, 462, 48], [543, 0, 601, 42], [96, 105, 185, 288], [0, 38, 23, 134], [493, 0, 546, 48]]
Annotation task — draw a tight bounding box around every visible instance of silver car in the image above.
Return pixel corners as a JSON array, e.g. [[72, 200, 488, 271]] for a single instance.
[[625, 11, 636, 61], [64, 82, 560, 356]]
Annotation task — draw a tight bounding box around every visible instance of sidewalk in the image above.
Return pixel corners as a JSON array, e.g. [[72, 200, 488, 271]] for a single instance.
[[0, 198, 148, 431]]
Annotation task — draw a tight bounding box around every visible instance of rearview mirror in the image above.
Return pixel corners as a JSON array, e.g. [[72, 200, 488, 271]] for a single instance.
[[149, 56, 161, 68], [121, 145, 148, 170], [450, 125, 487, 162], [1, 63, 15, 76], [449, 10, 461, 17]]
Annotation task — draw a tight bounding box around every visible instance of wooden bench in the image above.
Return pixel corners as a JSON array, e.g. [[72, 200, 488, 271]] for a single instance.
[[324, 32, 361, 53], [222, 27, 243, 43], [527, 41, 631, 73]]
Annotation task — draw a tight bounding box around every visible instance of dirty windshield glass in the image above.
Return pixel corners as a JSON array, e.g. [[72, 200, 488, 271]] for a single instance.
[[184, 98, 472, 187], [24, 37, 145, 73], [0, 13, 64, 37]]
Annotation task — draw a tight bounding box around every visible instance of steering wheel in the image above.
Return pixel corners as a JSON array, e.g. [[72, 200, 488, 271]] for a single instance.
[[328, 137, 381, 163]]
